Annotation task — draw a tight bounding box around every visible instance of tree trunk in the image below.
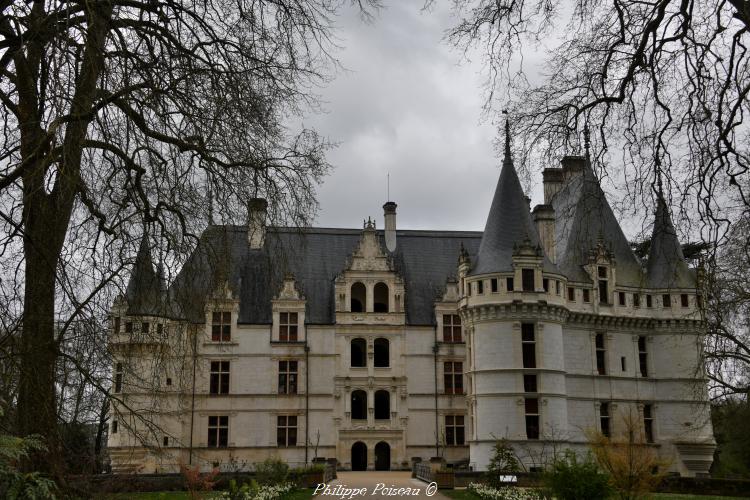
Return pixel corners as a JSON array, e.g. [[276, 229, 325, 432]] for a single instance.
[[18, 206, 64, 476]]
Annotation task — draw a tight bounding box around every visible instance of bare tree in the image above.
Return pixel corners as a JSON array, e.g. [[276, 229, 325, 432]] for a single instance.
[[0, 0, 377, 476], [440, 0, 750, 402]]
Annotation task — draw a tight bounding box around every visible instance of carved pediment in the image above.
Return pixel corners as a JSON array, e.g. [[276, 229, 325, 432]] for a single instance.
[[275, 273, 304, 301], [347, 219, 393, 272]]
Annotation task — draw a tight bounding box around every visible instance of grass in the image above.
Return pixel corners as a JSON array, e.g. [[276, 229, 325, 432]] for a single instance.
[[101, 488, 318, 500], [441, 489, 749, 500]]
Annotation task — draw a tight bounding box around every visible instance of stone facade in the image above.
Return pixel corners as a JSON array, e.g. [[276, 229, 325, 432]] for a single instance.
[[108, 144, 715, 476]]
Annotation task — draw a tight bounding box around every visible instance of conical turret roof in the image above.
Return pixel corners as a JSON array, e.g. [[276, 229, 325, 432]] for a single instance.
[[471, 121, 555, 275], [125, 232, 167, 316], [646, 194, 694, 288], [550, 153, 643, 285]]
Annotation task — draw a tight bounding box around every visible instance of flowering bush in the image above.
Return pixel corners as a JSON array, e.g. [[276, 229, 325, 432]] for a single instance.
[[468, 482, 542, 500], [214, 480, 295, 500]]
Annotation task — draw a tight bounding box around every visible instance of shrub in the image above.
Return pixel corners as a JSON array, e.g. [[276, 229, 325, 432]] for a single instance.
[[0, 431, 58, 500], [468, 482, 541, 500], [180, 463, 219, 499], [214, 480, 294, 500], [543, 450, 613, 500], [587, 410, 669, 500], [254, 458, 289, 486], [485, 439, 521, 488]]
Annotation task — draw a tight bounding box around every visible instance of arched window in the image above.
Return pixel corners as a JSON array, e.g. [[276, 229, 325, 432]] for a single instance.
[[351, 390, 367, 420], [374, 338, 389, 367], [374, 282, 389, 312], [351, 282, 366, 312], [374, 390, 390, 420], [351, 338, 367, 367]]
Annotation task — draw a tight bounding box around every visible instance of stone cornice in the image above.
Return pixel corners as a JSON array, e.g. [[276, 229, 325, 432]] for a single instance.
[[461, 301, 568, 324]]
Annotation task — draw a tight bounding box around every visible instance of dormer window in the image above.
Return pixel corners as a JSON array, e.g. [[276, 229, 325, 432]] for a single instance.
[[211, 311, 231, 342], [522, 268, 535, 292], [374, 282, 389, 312], [598, 266, 609, 304], [351, 282, 366, 312], [279, 312, 298, 342], [491, 278, 498, 292]]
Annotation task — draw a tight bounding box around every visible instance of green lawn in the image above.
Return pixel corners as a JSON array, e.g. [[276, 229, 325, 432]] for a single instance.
[[442, 489, 749, 500]]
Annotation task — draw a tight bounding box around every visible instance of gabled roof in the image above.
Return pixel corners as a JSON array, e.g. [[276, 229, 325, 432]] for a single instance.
[[125, 233, 167, 316], [471, 124, 556, 275], [550, 159, 644, 286], [168, 226, 481, 325], [646, 195, 695, 288]]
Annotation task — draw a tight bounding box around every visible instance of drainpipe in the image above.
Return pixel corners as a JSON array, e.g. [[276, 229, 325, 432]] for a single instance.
[[305, 342, 310, 464], [433, 326, 439, 457], [189, 326, 198, 464]]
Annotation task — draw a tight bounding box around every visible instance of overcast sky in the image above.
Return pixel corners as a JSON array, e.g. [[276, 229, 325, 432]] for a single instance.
[[307, 2, 504, 231]]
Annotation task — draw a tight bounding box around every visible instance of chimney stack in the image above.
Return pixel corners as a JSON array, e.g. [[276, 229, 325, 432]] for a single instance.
[[561, 155, 585, 182], [532, 204, 556, 263], [383, 201, 397, 252], [542, 168, 565, 204], [248, 198, 268, 249]]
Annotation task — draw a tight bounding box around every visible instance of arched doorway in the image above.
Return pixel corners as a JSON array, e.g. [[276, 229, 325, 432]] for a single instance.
[[374, 441, 390, 471], [351, 441, 367, 471]]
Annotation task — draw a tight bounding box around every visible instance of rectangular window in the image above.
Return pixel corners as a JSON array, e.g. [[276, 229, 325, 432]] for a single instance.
[[595, 333, 606, 375], [556, 281, 561, 295], [443, 314, 462, 343], [112, 420, 118, 434], [525, 398, 540, 440], [211, 311, 231, 342], [277, 415, 297, 447], [598, 267, 608, 304], [163, 436, 169, 446], [125, 321, 133, 334], [208, 415, 228, 447], [583, 289, 591, 303], [444, 362, 463, 394], [681, 294, 689, 307], [662, 294, 671, 308], [543, 278, 549, 292], [210, 361, 230, 395], [621, 356, 626, 372], [279, 312, 299, 342], [633, 293, 641, 307], [445, 415, 465, 446], [523, 374, 537, 393], [113, 316, 120, 333], [467, 282, 472, 296], [141, 321, 150, 334], [522, 269, 535, 292], [506, 277, 514, 292], [568, 287, 575, 301], [278, 360, 298, 394], [643, 404, 654, 443], [600, 403, 610, 437], [522, 323, 536, 368], [114, 363, 123, 393], [646, 294, 653, 308], [157, 323, 163, 335], [477, 280, 484, 294], [618, 292, 626, 306], [491, 278, 498, 293], [638, 336, 648, 377]]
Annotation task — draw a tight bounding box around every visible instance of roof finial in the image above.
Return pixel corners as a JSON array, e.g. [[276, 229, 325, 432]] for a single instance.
[[503, 110, 511, 164]]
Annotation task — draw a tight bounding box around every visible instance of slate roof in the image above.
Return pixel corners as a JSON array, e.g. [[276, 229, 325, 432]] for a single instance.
[[167, 226, 481, 326], [471, 132, 557, 275], [125, 234, 168, 316], [550, 159, 645, 286], [646, 196, 695, 288]]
